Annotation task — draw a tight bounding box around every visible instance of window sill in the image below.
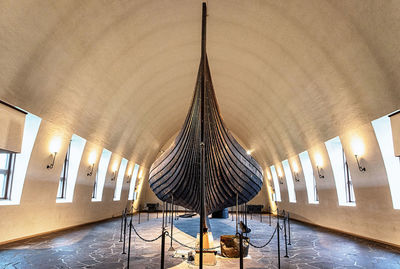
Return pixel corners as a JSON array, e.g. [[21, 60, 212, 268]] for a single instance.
[[339, 202, 356, 207], [0, 199, 18, 206], [56, 198, 72, 203]]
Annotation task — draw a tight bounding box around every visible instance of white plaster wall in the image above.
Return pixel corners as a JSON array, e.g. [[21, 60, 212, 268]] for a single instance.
[[275, 122, 400, 247], [0, 119, 133, 244]]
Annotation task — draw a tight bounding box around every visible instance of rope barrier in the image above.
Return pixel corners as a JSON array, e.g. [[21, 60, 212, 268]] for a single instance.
[[131, 223, 163, 242], [165, 232, 220, 251], [246, 226, 277, 249]]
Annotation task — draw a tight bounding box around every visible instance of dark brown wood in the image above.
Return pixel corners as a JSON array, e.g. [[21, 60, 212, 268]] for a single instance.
[[149, 2, 263, 216]]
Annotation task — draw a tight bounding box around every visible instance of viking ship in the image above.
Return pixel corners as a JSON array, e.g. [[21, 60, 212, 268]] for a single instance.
[[149, 3, 263, 217]]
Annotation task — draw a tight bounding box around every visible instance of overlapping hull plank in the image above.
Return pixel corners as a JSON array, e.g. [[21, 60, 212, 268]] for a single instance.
[[149, 4, 263, 215]]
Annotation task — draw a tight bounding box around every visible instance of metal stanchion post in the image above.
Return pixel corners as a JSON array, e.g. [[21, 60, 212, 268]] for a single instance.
[[284, 216, 289, 258], [277, 210, 280, 269], [168, 203, 171, 224], [119, 210, 124, 242], [127, 219, 132, 269], [160, 230, 165, 269], [260, 210, 262, 223], [288, 212, 291, 245], [147, 208, 150, 221], [239, 232, 244, 269], [169, 196, 175, 251], [162, 202, 165, 228], [164, 203, 168, 227], [236, 193, 239, 234], [122, 213, 127, 254], [269, 206, 271, 226], [245, 203, 248, 236], [231, 207, 234, 221]]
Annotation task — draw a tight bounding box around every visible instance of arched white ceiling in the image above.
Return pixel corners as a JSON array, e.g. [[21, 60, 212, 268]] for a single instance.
[[0, 0, 399, 168]]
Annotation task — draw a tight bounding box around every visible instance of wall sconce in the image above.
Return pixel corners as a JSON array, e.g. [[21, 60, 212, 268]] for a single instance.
[[111, 162, 118, 181], [266, 171, 272, 182], [87, 152, 96, 176], [292, 161, 300, 182], [126, 166, 133, 183], [47, 138, 61, 169], [138, 169, 143, 180], [315, 153, 325, 179], [351, 138, 366, 172], [246, 150, 252, 156], [277, 168, 284, 184]]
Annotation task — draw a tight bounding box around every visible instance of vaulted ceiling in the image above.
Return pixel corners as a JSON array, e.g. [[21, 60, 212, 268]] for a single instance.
[[0, 0, 399, 168]]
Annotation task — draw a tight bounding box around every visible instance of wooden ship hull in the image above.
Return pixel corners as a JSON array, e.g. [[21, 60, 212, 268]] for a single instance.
[[149, 3, 263, 216]]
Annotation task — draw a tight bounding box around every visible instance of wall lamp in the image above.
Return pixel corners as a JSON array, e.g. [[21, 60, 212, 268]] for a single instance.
[[126, 166, 133, 183], [266, 171, 272, 182], [47, 138, 61, 169], [277, 168, 284, 184], [352, 138, 366, 172], [110, 162, 118, 181], [292, 161, 300, 182], [87, 152, 96, 176], [315, 153, 325, 179]]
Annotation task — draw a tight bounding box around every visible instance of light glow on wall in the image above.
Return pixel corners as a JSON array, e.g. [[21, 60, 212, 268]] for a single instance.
[[49, 137, 62, 154], [88, 151, 96, 165], [351, 137, 365, 157], [315, 153, 324, 167]]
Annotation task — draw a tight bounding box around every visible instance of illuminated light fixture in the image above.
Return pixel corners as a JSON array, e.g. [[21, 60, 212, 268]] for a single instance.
[[266, 170, 272, 181], [292, 161, 300, 182], [47, 137, 62, 169], [138, 169, 143, 179], [315, 153, 325, 179], [351, 138, 366, 172], [246, 150, 252, 155], [126, 166, 133, 183], [87, 152, 96, 176], [277, 167, 284, 184], [111, 162, 118, 181]]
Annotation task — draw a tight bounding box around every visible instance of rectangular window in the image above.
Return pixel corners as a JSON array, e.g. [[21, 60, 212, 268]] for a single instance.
[[57, 141, 70, 199], [299, 151, 319, 204], [92, 172, 98, 199], [92, 149, 112, 201], [0, 153, 15, 199], [325, 136, 356, 206], [270, 165, 281, 202], [282, 160, 296, 203], [372, 115, 400, 209], [56, 134, 86, 202], [343, 150, 355, 203], [114, 158, 128, 201]]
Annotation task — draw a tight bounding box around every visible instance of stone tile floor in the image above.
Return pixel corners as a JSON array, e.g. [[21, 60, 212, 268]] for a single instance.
[[0, 213, 400, 268]]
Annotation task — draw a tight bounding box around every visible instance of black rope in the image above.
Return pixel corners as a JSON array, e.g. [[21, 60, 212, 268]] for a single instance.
[[131, 223, 163, 242], [246, 226, 277, 249], [165, 232, 220, 251]]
